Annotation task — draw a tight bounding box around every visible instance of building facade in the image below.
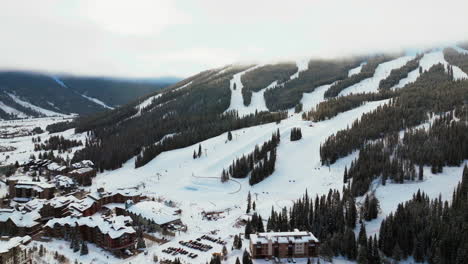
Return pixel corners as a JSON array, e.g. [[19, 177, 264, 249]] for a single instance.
[[0, 236, 32, 264], [45, 214, 136, 256], [7, 179, 55, 202], [250, 231, 319, 259]]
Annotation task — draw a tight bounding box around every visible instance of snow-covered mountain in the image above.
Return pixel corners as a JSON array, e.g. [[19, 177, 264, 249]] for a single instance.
[[0, 71, 178, 119], [2, 45, 468, 264]]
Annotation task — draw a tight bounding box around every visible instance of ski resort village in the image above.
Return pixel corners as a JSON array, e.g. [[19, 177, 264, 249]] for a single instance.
[[0, 43, 467, 264]]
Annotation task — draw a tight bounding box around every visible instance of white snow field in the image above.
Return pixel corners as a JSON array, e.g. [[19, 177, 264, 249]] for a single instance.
[[0, 117, 84, 166], [289, 58, 309, 80], [348, 62, 366, 77], [299, 83, 334, 112], [339, 55, 414, 96], [392, 50, 468, 90]]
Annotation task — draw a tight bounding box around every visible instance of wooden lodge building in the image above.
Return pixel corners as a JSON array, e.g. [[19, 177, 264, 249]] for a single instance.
[[45, 214, 136, 256], [0, 236, 32, 264], [250, 230, 319, 259]]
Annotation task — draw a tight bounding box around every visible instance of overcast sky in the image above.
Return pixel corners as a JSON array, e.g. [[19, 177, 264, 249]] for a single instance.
[[1, 0, 467, 78]]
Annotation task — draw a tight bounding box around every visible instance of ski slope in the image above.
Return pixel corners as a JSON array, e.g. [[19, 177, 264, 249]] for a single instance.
[[224, 64, 265, 116], [348, 62, 365, 77], [339, 56, 414, 96], [299, 83, 333, 112], [289, 58, 309, 80], [392, 50, 468, 90]]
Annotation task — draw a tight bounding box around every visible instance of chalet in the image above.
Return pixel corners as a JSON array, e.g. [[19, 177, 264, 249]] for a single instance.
[[67, 197, 99, 217], [45, 214, 136, 256], [67, 167, 96, 186], [40, 195, 79, 219], [249, 230, 319, 259], [46, 162, 68, 175], [0, 236, 31, 264], [52, 175, 76, 192], [89, 188, 145, 208], [6, 179, 55, 203], [0, 209, 42, 237], [66, 188, 145, 217], [122, 201, 181, 231]]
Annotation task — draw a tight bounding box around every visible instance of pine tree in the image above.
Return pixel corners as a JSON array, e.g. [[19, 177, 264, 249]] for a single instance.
[[358, 223, 367, 246], [246, 191, 252, 213], [252, 201, 256, 211], [245, 220, 253, 239], [228, 131, 233, 141], [242, 250, 252, 264], [235, 257, 241, 264], [137, 236, 146, 248], [198, 144, 202, 158], [193, 150, 197, 159], [418, 164, 424, 181]]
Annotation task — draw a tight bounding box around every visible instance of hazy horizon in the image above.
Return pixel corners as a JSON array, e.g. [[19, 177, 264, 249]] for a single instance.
[[1, 0, 467, 78]]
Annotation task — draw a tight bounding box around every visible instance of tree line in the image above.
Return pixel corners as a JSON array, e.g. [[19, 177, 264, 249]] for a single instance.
[[303, 91, 396, 121], [378, 167, 468, 263], [324, 55, 397, 98], [345, 113, 468, 196], [264, 58, 362, 111], [378, 54, 423, 90], [34, 135, 82, 152], [240, 63, 298, 106], [320, 63, 466, 166], [221, 130, 280, 185]]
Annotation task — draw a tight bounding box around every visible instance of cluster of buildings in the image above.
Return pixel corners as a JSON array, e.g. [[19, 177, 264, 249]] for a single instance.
[[249, 230, 320, 259], [0, 168, 183, 258]]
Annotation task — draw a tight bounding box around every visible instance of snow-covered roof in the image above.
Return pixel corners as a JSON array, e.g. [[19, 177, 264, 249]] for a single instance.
[[250, 230, 319, 244], [68, 167, 94, 174], [13, 180, 54, 191], [71, 160, 94, 169], [68, 197, 96, 214], [53, 175, 75, 188], [47, 162, 61, 171], [126, 201, 180, 226], [88, 188, 141, 201], [46, 195, 79, 208], [46, 215, 135, 239], [0, 209, 41, 227], [0, 236, 31, 253], [23, 198, 46, 212]]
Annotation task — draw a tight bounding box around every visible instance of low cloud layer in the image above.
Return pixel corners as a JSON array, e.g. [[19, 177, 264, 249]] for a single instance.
[[1, 0, 467, 78]]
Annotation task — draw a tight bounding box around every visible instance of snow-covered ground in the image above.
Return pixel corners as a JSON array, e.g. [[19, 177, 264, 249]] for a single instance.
[[289, 59, 309, 80], [339, 56, 414, 96], [0, 101, 27, 118], [0, 117, 84, 166], [393, 50, 468, 90], [299, 83, 334, 112], [348, 63, 366, 77], [5, 50, 467, 264]]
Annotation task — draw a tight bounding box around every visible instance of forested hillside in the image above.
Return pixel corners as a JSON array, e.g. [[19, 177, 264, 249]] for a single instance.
[[0, 71, 173, 117]]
